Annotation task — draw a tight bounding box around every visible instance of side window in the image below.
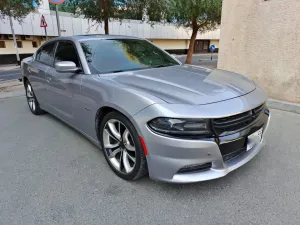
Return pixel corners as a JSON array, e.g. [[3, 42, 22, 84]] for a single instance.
[[54, 42, 80, 67], [38, 42, 56, 66]]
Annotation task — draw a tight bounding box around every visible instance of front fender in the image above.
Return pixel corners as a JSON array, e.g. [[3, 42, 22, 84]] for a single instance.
[[79, 75, 165, 139], [93, 86, 165, 136]]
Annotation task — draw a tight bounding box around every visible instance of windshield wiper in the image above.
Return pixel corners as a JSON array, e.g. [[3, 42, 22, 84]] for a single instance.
[[108, 67, 147, 74], [112, 70, 124, 73], [152, 64, 175, 68], [103, 65, 174, 74]]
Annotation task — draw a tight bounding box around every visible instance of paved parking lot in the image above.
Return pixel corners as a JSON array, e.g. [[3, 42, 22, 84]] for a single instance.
[[0, 65, 20, 82], [1, 96, 300, 225]]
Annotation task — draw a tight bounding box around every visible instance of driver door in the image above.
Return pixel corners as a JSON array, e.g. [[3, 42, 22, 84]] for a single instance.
[[45, 41, 82, 124]]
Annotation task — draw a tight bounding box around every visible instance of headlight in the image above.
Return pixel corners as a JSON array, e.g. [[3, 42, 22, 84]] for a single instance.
[[148, 117, 211, 136]]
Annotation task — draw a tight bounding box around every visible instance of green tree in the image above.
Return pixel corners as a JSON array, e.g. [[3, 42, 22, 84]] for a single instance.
[[75, 0, 148, 34], [0, 0, 40, 19], [140, 0, 169, 22], [0, 0, 41, 64], [68, 0, 169, 34], [165, 0, 222, 64]]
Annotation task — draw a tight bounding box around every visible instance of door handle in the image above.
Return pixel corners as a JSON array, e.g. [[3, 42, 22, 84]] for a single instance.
[[46, 77, 52, 83], [28, 66, 36, 73]]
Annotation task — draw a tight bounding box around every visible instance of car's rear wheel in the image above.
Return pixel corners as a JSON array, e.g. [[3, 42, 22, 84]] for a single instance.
[[25, 80, 45, 115], [99, 111, 147, 180]]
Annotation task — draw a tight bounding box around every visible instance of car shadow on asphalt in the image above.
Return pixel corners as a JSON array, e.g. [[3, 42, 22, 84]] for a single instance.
[[44, 112, 102, 150]]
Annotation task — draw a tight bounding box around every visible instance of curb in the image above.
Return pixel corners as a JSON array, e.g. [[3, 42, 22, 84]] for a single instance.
[[267, 98, 300, 114]]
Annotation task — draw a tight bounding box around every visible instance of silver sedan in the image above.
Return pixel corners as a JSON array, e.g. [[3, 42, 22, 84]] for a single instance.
[[20, 35, 270, 183]]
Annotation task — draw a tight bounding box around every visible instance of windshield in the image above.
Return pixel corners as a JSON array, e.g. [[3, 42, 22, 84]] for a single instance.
[[80, 39, 179, 74]]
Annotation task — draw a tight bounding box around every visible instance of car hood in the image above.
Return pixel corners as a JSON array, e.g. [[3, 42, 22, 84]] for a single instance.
[[106, 65, 256, 105]]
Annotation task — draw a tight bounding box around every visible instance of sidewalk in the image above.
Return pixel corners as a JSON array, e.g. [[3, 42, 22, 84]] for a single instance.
[[267, 99, 300, 114]]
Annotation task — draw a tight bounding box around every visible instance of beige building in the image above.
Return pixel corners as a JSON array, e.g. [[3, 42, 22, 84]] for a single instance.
[[218, 0, 300, 103]]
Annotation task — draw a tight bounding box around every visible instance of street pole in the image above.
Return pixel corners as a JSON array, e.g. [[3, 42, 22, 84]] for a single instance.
[[8, 14, 20, 66], [44, 27, 48, 40], [55, 5, 61, 36]]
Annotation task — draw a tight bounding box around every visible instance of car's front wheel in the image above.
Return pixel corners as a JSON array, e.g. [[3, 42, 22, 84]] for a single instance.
[[99, 111, 147, 180], [25, 80, 45, 115]]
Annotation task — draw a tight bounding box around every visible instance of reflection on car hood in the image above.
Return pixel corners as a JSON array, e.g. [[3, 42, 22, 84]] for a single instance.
[[105, 65, 256, 105]]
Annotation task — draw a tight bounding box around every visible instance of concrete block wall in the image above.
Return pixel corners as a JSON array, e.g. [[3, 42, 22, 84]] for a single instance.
[[218, 0, 300, 103]]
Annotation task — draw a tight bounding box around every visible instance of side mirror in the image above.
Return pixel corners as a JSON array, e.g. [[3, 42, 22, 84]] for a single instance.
[[55, 61, 78, 73]]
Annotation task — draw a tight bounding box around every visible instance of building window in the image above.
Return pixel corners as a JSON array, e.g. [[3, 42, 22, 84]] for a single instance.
[[0, 41, 5, 48], [17, 41, 23, 48], [32, 41, 38, 48]]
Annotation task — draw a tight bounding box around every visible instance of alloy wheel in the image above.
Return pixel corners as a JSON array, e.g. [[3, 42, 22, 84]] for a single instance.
[[26, 83, 36, 112], [103, 119, 136, 174]]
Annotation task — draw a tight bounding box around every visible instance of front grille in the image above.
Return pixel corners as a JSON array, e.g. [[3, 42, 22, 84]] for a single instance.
[[212, 104, 265, 135], [222, 146, 247, 162], [219, 137, 247, 162], [178, 163, 212, 174]]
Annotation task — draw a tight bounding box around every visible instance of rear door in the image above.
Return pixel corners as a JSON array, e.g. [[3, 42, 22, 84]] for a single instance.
[[28, 42, 56, 108]]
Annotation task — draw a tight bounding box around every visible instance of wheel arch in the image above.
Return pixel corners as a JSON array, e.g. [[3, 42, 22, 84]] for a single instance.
[[96, 104, 148, 180], [95, 104, 143, 143], [95, 106, 116, 140], [23, 76, 29, 86]]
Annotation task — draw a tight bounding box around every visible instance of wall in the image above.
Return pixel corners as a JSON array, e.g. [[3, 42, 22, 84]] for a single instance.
[[210, 40, 219, 48], [37, 0, 51, 15], [151, 39, 188, 49], [218, 0, 300, 103], [0, 40, 40, 55], [150, 39, 188, 54], [0, 12, 220, 40], [0, 40, 41, 64]]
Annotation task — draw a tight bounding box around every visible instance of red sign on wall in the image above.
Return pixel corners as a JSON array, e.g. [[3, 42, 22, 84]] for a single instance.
[[40, 15, 48, 28]]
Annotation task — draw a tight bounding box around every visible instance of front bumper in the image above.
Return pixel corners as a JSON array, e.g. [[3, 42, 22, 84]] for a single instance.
[[143, 119, 268, 183], [172, 138, 265, 183], [132, 88, 270, 183]]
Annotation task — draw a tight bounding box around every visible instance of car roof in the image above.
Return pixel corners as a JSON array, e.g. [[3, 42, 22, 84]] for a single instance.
[[48, 34, 142, 42]]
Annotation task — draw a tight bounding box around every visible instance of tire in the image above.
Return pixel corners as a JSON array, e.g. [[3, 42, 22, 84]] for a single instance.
[[99, 111, 148, 180], [25, 80, 45, 115]]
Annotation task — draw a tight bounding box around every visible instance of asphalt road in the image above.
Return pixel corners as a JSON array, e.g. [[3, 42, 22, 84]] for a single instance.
[[1, 96, 300, 225], [0, 66, 20, 82]]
